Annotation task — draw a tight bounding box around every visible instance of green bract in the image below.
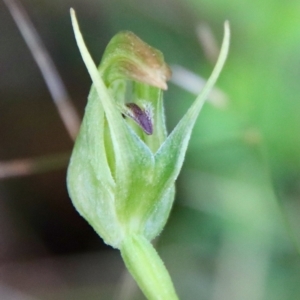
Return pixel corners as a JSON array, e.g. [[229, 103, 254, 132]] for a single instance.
[[67, 8, 229, 300]]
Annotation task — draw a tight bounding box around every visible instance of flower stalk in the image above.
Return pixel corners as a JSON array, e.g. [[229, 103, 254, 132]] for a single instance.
[[67, 8, 230, 300], [121, 234, 179, 300]]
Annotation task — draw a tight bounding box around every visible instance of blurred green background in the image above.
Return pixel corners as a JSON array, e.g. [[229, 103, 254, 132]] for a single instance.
[[1, 0, 300, 299]]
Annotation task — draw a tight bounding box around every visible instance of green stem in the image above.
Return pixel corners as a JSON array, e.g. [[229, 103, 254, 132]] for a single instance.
[[120, 234, 179, 300]]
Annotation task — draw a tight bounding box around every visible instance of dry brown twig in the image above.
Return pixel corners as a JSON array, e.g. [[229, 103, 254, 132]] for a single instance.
[[2, 0, 80, 179]]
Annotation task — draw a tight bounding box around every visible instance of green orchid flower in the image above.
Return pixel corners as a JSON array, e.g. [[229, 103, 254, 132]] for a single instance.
[[67, 8, 230, 300]]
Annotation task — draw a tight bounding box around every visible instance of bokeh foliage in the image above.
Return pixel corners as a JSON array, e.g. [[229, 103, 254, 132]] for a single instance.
[[1, 0, 300, 299]]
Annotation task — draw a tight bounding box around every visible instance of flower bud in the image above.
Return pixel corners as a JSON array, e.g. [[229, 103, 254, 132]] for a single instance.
[[67, 9, 230, 251]]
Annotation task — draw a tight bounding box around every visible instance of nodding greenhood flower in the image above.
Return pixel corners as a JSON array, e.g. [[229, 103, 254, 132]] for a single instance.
[[67, 8, 229, 300]]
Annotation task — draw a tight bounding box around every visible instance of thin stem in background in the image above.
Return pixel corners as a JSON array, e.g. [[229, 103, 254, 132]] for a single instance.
[[0, 284, 38, 300], [170, 64, 228, 108], [0, 152, 70, 179], [196, 22, 220, 65], [1, 0, 80, 179], [3, 0, 81, 141]]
